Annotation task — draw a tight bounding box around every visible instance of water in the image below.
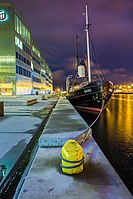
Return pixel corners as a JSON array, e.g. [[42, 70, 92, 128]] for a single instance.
[[79, 94, 133, 195]]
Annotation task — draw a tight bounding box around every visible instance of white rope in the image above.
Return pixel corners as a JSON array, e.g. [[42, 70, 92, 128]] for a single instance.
[[89, 100, 105, 128], [80, 100, 105, 145]]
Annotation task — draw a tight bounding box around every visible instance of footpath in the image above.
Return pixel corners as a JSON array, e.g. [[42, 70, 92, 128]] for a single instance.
[[18, 97, 133, 199], [0, 95, 58, 198]]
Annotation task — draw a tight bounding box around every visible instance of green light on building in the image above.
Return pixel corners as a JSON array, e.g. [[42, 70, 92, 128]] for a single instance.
[[32, 46, 41, 58], [15, 36, 23, 49], [15, 14, 31, 45]]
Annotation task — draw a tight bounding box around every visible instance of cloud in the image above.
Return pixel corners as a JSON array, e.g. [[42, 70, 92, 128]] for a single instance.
[[104, 67, 133, 85], [113, 68, 126, 73], [53, 70, 66, 89], [101, 69, 111, 75], [64, 56, 77, 72], [1, 0, 133, 87], [106, 73, 129, 85]]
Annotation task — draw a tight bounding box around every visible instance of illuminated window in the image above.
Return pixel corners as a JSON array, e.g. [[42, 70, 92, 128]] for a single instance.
[[16, 65, 31, 78], [32, 46, 40, 58], [15, 36, 22, 49], [33, 67, 40, 74], [33, 76, 41, 83], [16, 52, 31, 66], [23, 43, 31, 56], [15, 14, 31, 45], [32, 56, 40, 65], [41, 73, 46, 78]]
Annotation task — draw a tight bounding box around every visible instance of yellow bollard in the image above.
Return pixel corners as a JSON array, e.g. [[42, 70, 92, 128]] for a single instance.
[[60, 139, 84, 174]]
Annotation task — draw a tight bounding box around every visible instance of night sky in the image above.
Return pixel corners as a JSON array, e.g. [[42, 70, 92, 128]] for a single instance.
[[2, 0, 133, 89]]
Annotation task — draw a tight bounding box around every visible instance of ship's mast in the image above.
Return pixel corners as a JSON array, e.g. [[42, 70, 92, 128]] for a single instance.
[[85, 3, 91, 82], [76, 34, 79, 66]]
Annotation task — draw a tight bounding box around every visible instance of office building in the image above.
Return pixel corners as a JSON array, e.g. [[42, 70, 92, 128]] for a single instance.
[[0, 2, 53, 95]]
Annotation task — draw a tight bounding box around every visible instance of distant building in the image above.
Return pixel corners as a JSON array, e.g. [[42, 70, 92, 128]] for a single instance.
[[0, 3, 53, 95]]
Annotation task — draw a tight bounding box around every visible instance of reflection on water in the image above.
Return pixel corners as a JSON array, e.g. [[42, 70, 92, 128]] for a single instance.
[[79, 94, 133, 195]]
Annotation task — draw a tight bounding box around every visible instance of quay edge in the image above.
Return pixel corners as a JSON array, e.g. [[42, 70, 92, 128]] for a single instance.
[[17, 96, 133, 199], [0, 95, 58, 198]]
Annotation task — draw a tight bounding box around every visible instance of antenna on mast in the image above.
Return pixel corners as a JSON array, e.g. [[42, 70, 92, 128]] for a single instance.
[[76, 34, 79, 66]]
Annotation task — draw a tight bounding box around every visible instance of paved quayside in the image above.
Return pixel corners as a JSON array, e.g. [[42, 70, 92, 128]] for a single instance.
[[18, 97, 133, 199], [0, 95, 58, 197]]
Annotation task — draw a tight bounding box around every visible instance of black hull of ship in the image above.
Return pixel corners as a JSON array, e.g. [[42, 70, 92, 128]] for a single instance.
[[67, 81, 114, 112]]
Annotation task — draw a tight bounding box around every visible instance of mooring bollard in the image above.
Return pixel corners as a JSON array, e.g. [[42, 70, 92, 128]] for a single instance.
[[60, 139, 84, 174]]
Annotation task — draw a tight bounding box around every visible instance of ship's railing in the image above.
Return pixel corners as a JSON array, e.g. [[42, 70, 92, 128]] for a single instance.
[[69, 80, 102, 93], [69, 81, 90, 92]]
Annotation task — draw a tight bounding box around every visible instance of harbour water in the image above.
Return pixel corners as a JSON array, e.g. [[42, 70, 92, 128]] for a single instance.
[[79, 94, 133, 196]]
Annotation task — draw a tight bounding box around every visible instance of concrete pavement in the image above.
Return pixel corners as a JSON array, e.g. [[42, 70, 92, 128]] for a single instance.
[[0, 95, 58, 196], [18, 97, 133, 199]]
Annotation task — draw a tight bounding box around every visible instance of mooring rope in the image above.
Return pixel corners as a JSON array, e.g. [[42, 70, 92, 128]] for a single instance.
[[80, 100, 105, 145]]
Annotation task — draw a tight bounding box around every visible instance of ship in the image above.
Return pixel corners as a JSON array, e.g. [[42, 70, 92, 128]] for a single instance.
[[66, 4, 114, 112]]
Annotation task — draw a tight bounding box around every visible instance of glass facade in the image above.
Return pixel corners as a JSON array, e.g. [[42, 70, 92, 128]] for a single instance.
[[32, 46, 40, 58], [0, 3, 16, 95], [15, 14, 30, 45], [15, 36, 22, 49], [0, 3, 53, 95]]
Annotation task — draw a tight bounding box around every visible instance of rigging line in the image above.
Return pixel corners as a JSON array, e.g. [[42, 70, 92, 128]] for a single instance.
[[89, 32, 105, 81], [82, 33, 101, 80], [80, 33, 86, 59], [92, 65, 102, 80], [89, 33, 105, 81], [69, 71, 87, 91], [78, 26, 86, 59], [69, 72, 78, 90], [78, 30, 104, 81]]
